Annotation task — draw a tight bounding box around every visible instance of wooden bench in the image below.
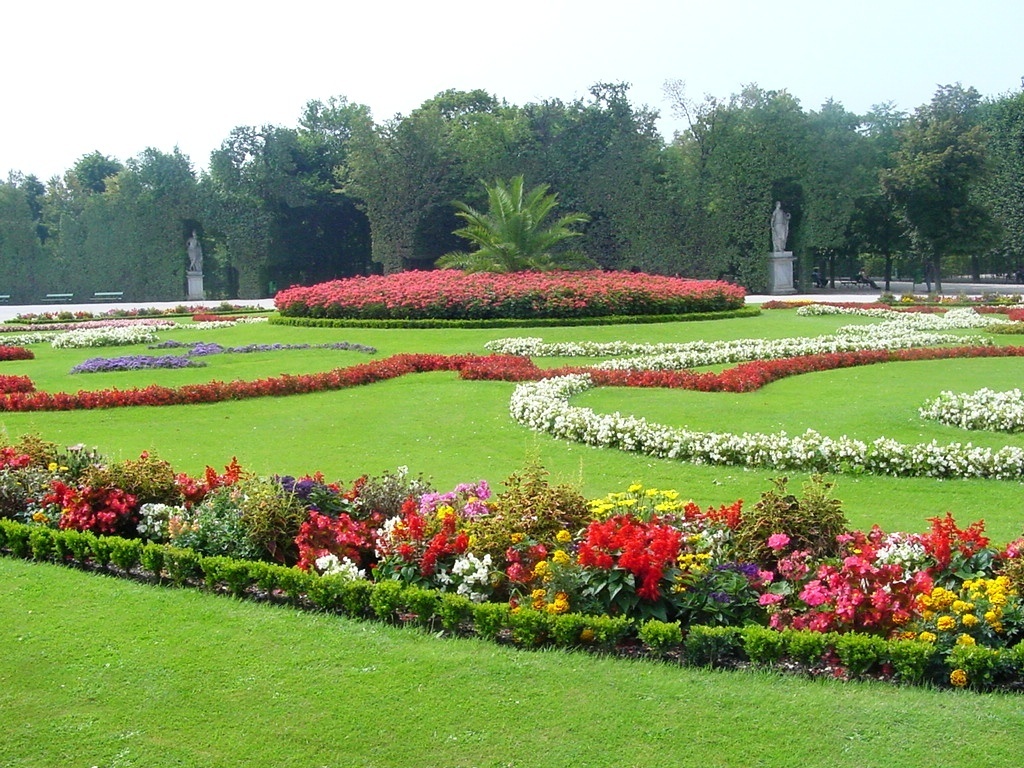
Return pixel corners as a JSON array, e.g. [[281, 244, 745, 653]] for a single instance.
[[90, 291, 124, 302], [43, 293, 74, 303], [0, 294, 10, 304]]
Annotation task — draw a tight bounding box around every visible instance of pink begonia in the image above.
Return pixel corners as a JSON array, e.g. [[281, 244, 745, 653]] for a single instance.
[[799, 580, 831, 607], [758, 593, 785, 606], [767, 533, 791, 551]]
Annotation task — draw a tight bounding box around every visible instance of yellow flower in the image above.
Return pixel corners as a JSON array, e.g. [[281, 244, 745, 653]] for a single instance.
[[530, 588, 547, 610], [950, 669, 968, 687], [961, 613, 979, 628], [555, 530, 572, 544], [436, 505, 455, 521], [31, 511, 50, 524], [552, 550, 571, 566], [936, 616, 957, 631], [951, 600, 971, 614], [47, 462, 58, 472], [580, 628, 596, 643], [533, 561, 550, 578], [984, 609, 1002, 624], [628, 483, 643, 493], [545, 592, 570, 614], [956, 634, 976, 646], [917, 631, 937, 644], [510, 533, 525, 544]]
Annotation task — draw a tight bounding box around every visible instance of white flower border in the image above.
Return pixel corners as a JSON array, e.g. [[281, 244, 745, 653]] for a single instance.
[[499, 306, 1024, 480], [920, 388, 1024, 433]]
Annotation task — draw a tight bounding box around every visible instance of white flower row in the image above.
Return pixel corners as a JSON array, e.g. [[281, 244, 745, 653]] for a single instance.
[[920, 388, 1024, 433], [508, 374, 1024, 480], [796, 304, 1012, 330], [51, 325, 160, 349]]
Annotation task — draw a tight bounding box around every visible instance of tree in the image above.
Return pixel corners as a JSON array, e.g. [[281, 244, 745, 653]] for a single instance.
[[70, 151, 124, 194], [978, 88, 1024, 275], [881, 84, 996, 292], [436, 176, 590, 272], [0, 182, 47, 301]]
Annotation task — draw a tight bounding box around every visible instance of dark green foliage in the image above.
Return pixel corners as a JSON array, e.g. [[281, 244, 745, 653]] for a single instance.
[[548, 612, 589, 647], [833, 632, 888, 677], [741, 625, 788, 665], [163, 547, 203, 586], [435, 592, 475, 633], [369, 579, 405, 621], [28, 527, 56, 562], [107, 536, 142, 572], [887, 639, 940, 684], [732, 475, 848, 566], [508, 607, 552, 647], [783, 628, 829, 664], [402, 585, 440, 627], [683, 624, 742, 666], [473, 602, 511, 641], [638, 619, 684, 654], [140, 542, 165, 578]]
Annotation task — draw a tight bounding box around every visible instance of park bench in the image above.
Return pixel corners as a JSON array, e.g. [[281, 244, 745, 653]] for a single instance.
[[90, 291, 124, 302], [0, 294, 9, 304], [43, 293, 74, 303]]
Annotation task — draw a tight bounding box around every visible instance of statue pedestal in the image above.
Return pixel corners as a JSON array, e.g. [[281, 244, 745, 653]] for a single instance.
[[186, 271, 205, 301], [768, 252, 796, 294]]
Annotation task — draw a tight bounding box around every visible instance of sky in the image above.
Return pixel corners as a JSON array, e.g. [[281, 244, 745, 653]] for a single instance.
[[3, 0, 1022, 182]]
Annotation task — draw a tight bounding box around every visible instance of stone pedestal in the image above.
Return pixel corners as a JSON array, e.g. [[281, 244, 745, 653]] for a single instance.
[[768, 251, 796, 294], [186, 271, 205, 301]]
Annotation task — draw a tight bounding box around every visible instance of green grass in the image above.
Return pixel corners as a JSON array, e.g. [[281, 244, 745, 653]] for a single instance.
[[3, 557, 1024, 768]]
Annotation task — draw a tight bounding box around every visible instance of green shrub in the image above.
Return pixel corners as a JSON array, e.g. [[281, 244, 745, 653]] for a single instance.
[[783, 628, 829, 665], [948, 644, 1004, 689], [338, 578, 374, 619], [108, 537, 142, 572], [549, 612, 589, 647], [638, 619, 684, 655], [235, 476, 307, 565], [163, 547, 203, 586], [139, 543, 166, 578], [276, 567, 314, 604], [833, 633, 888, 677], [473, 602, 511, 641], [28, 527, 56, 562], [87, 534, 111, 567], [81, 451, 181, 506], [508, 607, 551, 647], [684, 625, 742, 667], [741, 625, 787, 665], [369, 580, 405, 621], [306, 573, 348, 612], [65, 529, 97, 565], [3, 520, 31, 558], [887, 639, 940, 685], [581, 614, 633, 650], [436, 593, 475, 634], [732, 476, 848, 566], [402, 585, 440, 627]]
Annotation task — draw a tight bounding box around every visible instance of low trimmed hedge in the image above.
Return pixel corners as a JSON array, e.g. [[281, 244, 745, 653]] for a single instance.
[[3, 518, 1022, 692]]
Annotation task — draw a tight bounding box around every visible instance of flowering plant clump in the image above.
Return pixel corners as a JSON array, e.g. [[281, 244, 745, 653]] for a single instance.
[[0, 375, 34, 394], [44, 481, 138, 536], [136, 502, 187, 542], [275, 270, 745, 320], [70, 355, 206, 374], [373, 498, 471, 584], [51, 326, 160, 349], [910, 577, 1023, 651], [149, 340, 377, 356], [920, 388, 1024, 433], [0, 346, 33, 361]]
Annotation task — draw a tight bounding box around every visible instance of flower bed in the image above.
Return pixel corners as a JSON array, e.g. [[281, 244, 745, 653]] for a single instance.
[[0, 346, 33, 361], [274, 270, 746, 320], [70, 355, 207, 374], [920, 388, 1024, 433], [1, 440, 1022, 691]]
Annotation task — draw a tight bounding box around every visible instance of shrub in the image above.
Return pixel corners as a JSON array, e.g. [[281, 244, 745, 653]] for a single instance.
[[638, 619, 684, 655], [140, 542, 165, 578], [369, 580, 405, 622], [732, 476, 848, 566], [436, 592, 475, 634], [947, 644, 1004, 688], [887, 639, 940, 684], [782, 629, 829, 665], [402, 585, 440, 627], [741, 625, 788, 665], [81, 451, 181, 507], [580, 614, 633, 649], [833, 632, 888, 677], [684, 625, 742, 666], [473, 602, 511, 641], [549, 612, 590, 647], [508, 607, 551, 647], [28, 527, 56, 561], [163, 547, 203, 586], [338, 578, 374, 619], [108, 537, 143, 572]]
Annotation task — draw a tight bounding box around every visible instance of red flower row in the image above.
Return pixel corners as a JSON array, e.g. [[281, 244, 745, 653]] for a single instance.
[[3, 346, 1023, 412]]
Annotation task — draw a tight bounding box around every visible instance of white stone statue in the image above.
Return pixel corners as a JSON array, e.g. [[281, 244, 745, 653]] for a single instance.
[[770, 201, 790, 253], [187, 230, 203, 273]]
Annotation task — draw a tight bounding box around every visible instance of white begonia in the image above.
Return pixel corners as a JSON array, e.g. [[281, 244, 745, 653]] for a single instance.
[[920, 388, 1024, 433], [315, 554, 366, 580], [51, 326, 159, 349], [450, 553, 493, 602], [508, 374, 1024, 480]]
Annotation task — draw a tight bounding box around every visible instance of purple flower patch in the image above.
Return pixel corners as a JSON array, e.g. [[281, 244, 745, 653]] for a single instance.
[[70, 355, 207, 374]]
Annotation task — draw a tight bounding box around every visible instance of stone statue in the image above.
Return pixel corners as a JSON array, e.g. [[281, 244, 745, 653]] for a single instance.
[[770, 201, 790, 253], [187, 231, 203, 273]]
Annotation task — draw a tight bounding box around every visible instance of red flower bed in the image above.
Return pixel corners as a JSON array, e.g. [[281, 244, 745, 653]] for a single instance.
[[274, 270, 746, 320], [0, 375, 34, 394], [0, 346, 33, 361]]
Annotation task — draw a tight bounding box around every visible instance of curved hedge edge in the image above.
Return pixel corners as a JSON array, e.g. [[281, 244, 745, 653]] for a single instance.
[[267, 306, 760, 330], [1, 518, 1020, 693]]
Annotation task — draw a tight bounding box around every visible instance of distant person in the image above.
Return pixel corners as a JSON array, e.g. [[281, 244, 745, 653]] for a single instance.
[[811, 267, 827, 288], [924, 261, 935, 292], [857, 269, 879, 289]]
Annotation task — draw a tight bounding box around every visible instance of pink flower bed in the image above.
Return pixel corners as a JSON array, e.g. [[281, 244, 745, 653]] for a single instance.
[[274, 270, 746, 320]]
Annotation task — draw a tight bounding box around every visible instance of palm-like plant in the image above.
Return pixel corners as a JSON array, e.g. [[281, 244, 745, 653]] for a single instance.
[[437, 176, 591, 272]]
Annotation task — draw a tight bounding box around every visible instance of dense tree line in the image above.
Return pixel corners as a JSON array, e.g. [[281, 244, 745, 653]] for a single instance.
[[2, 81, 1022, 301]]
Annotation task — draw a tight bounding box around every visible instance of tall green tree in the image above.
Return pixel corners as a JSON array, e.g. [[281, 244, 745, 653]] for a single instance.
[[978, 88, 1024, 275], [881, 84, 996, 291], [0, 182, 47, 301], [436, 175, 590, 272]]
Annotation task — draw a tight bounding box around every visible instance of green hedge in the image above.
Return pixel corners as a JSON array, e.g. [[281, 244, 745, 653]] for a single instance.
[[2, 518, 1021, 691]]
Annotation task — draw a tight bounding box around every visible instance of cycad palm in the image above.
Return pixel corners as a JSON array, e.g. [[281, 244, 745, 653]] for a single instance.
[[437, 176, 590, 272]]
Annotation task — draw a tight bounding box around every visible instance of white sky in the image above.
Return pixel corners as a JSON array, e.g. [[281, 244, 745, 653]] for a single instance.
[[3, 0, 1021, 181]]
